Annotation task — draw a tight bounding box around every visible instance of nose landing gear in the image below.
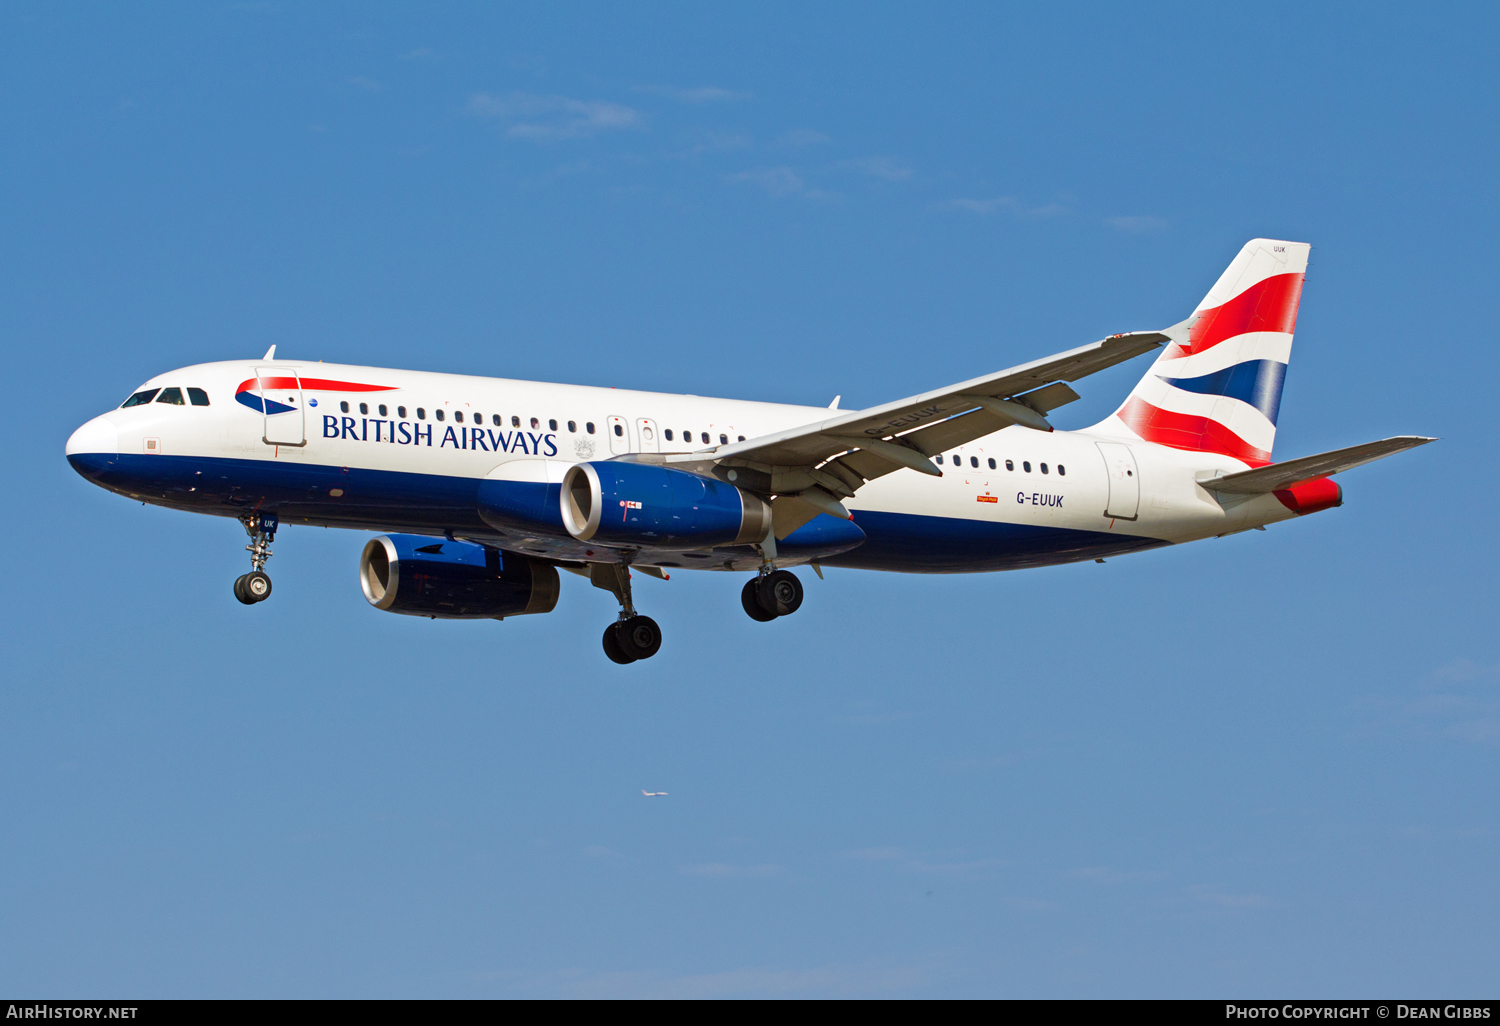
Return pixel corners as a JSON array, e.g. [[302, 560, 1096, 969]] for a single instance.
[[590, 562, 662, 664], [234, 513, 277, 605]]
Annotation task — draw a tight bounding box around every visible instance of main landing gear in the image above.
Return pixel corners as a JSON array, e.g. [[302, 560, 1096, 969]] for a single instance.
[[741, 568, 803, 622], [590, 563, 662, 665], [234, 513, 278, 606]]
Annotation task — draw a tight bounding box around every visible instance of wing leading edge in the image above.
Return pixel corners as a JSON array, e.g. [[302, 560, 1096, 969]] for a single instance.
[[661, 331, 1167, 536]]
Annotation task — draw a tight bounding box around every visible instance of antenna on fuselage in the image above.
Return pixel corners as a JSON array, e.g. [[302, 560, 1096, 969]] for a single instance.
[[262, 344, 276, 360]]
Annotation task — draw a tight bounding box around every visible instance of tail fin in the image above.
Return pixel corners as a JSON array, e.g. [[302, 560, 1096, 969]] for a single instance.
[[1095, 238, 1310, 467]]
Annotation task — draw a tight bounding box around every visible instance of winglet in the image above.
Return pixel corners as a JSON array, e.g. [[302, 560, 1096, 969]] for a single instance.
[[262, 344, 277, 360]]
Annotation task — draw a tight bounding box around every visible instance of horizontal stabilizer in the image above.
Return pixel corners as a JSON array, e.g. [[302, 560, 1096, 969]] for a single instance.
[[1200, 436, 1436, 493]]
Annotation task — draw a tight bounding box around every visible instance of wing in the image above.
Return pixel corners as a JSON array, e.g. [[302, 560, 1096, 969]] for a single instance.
[[662, 331, 1166, 536], [1200, 436, 1436, 493]]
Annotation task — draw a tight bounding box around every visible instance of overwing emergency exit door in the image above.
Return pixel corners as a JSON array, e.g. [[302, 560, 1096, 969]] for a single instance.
[[607, 415, 630, 455], [1096, 441, 1139, 520], [256, 367, 306, 446]]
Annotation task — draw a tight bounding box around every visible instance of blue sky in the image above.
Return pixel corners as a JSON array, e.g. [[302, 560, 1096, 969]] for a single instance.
[[3, 2, 1497, 997]]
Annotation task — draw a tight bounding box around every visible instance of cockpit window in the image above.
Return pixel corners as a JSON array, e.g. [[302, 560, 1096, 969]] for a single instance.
[[155, 387, 185, 405], [121, 388, 160, 408], [187, 387, 210, 406]]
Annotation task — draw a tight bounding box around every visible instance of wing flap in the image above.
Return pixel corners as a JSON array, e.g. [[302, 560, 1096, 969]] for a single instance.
[[1201, 436, 1436, 493]]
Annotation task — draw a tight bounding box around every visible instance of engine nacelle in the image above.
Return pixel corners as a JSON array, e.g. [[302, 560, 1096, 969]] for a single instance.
[[359, 534, 560, 619], [560, 461, 772, 549]]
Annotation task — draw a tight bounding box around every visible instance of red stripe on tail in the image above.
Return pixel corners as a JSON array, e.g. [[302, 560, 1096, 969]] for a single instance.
[[1117, 396, 1271, 466], [1164, 272, 1304, 359]]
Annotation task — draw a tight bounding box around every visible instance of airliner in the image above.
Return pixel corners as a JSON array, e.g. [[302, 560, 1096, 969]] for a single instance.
[[65, 239, 1432, 663]]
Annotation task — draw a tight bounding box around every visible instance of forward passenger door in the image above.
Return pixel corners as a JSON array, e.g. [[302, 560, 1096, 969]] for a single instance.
[[256, 367, 305, 446]]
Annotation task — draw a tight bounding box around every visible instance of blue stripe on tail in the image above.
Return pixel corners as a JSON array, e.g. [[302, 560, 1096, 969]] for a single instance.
[[1157, 359, 1287, 424]]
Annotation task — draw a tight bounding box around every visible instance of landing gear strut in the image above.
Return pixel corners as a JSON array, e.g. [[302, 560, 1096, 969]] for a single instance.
[[590, 563, 662, 664], [234, 513, 277, 605], [742, 568, 803, 621]]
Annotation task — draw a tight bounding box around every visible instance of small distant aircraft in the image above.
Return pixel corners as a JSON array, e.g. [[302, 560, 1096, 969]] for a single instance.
[[641, 790, 668, 797]]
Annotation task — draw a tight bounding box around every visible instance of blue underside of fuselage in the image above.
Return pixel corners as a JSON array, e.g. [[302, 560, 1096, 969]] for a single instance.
[[67, 452, 1168, 573]]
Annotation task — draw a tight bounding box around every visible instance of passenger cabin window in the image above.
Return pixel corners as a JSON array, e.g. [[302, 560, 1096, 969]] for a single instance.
[[156, 387, 185, 405], [549, 419, 558, 431], [665, 429, 674, 441], [359, 402, 369, 415], [340, 401, 350, 413], [586, 422, 595, 434], [1040, 463, 1049, 474], [531, 417, 539, 429], [512, 416, 520, 427], [614, 424, 624, 437], [701, 432, 710, 444], [417, 408, 426, 419], [122, 388, 160, 407], [1058, 464, 1066, 476], [738, 435, 745, 442], [493, 415, 502, 426], [1006, 460, 1014, 471], [454, 411, 463, 422], [936, 455, 944, 464], [436, 409, 445, 421], [720, 434, 728, 445], [378, 404, 387, 416], [1023, 461, 1032, 473], [398, 406, 407, 418], [971, 457, 979, 468], [988, 458, 997, 469], [567, 421, 576, 432], [187, 388, 210, 406]]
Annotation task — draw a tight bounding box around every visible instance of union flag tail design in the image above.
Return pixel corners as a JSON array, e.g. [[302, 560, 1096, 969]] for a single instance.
[[1096, 238, 1310, 467]]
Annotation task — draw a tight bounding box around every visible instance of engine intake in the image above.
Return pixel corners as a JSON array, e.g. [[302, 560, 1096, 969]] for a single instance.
[[561, 461, 771, 549], [359, 534, 560, 619]]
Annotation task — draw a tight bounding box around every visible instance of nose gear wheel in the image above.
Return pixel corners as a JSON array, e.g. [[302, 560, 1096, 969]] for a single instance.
[[234, 513, 278, 605]]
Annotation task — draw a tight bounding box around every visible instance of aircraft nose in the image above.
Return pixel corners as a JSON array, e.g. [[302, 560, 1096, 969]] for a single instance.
[[67, 415, 118, 457], [66, 416, 119, 478]]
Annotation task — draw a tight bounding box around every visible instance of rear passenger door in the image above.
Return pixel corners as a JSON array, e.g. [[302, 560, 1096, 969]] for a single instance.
[[1097, 441, 1139, 520]]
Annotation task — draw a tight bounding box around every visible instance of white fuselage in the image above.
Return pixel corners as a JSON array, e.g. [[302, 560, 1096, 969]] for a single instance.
[[66, 358, 1305, 574]]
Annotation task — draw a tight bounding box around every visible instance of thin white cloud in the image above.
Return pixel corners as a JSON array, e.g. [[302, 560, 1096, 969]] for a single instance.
[[634, 84, 751, 104], [774, 129, 831, 146], [838, 157, 913, 181], [670, 131, 754, 158], [1356, 659, 1500, 745], [680, 862, 782, 878], [944, 196, 1069, 219], [724, 166, 840, 201], [469, 91, 642, 141], [486, 961, 931, 999], [1189, 884, 1273, 908], [837, 846, 1005, 877], [1106, 215, 1170, 233], [725, 166, 803, 196], [831, 710, 914, 725]]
